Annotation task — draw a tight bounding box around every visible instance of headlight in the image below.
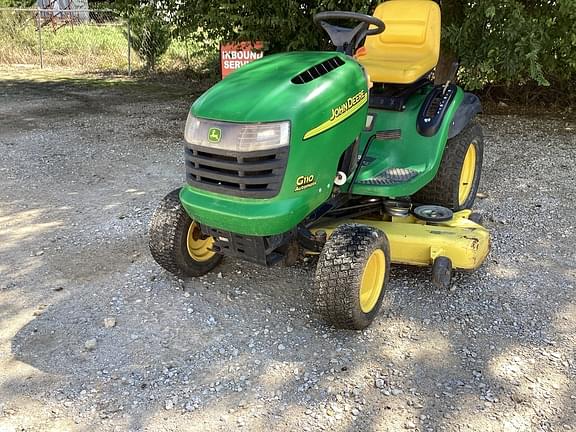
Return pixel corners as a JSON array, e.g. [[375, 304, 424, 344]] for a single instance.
[[184, 114, 290, 152]]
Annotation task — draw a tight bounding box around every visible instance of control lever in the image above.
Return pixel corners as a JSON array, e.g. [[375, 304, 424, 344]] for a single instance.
[[443, 60, 460, 95]]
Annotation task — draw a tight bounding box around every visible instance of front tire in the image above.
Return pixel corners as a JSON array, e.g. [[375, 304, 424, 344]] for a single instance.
[[414, 121, 484, 210], [149, 188, 222, 277], [312, 224, 390, 330]]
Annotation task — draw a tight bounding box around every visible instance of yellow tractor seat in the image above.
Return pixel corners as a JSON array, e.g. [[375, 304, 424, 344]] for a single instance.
[[356, 0, 441, 84]]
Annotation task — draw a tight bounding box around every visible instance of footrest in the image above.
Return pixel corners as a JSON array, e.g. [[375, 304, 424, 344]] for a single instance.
[[359, 168, 419, 185]]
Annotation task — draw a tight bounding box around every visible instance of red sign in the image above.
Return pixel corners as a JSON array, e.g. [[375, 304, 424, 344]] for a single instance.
[[220, 41, 264, 78]]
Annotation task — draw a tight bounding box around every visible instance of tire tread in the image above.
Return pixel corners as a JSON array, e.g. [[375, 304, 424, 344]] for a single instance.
[[311, 224, 390, 330], [149, 188, 221, 277]]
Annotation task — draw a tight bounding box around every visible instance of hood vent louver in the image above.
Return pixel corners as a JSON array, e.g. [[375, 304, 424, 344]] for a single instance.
[[291, 56, 345, 84]]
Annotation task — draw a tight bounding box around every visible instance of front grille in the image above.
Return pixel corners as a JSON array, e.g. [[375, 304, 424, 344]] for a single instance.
[[185, 144, 288, 198]]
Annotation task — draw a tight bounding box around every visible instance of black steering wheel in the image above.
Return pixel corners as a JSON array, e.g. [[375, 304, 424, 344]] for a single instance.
[[313, 11, 385, 56]]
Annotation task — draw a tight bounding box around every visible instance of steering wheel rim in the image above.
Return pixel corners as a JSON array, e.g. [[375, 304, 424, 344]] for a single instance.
[[313, 11, 385, 36]]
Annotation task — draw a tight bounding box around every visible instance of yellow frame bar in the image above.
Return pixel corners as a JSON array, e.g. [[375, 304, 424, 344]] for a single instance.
[[311, 210, 490, 271]]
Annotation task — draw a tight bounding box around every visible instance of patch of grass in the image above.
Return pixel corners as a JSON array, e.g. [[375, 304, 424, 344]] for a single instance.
[[0, 10, 220, 76], [0, 11, 136, 71], [41, 24, 133, 70]]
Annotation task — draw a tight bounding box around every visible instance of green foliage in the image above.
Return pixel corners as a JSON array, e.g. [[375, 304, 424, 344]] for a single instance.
[[5, 0, 571, 96], [161, 0, 575, 96], [442, 0, 576, 92], [90, 1, 117, 10], [167, 0, 381, 52], [126, 5, 171, 71], [0, 0, 35, 7]]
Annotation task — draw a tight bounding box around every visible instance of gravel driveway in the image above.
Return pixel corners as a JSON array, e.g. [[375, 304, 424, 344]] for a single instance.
[[1, 70, 575, 432]]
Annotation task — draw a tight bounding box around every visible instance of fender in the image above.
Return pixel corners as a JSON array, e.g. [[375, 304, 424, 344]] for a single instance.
[[448, 92, 482, 139], [351, 86, 465, 197]]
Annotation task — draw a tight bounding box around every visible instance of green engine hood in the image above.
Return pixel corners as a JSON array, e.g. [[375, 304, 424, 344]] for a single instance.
[[192, 51, 364, 124], [182, 51, 369, 236]]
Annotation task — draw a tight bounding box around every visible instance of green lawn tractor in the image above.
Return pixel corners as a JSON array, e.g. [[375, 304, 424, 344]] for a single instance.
[[149, 0, 490, 330]]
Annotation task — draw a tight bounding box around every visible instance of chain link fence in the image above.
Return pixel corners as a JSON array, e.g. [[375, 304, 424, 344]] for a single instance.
[[0, 8, 137, 74]]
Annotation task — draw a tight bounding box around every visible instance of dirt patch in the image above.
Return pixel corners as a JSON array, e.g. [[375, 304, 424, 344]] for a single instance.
[[1, 70, 575, 432]]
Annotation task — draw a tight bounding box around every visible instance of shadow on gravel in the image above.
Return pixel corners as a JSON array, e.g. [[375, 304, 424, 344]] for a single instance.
[[0, 71, 209, 104], [1, 76, 575, 431], [7, 252, 574, 431]]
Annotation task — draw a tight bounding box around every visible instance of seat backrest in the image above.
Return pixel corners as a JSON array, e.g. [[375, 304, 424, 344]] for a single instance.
[[357, 0, 441, 84]]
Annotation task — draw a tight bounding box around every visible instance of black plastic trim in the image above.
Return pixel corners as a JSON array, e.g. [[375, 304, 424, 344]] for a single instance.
[[448, 92, 482, 139], [368, 78, 431, 111], [186, 149, 285, 171], [416, 84, 457, 137], [338, 138, 359, 177], [201, 225, 294, 266], [297, 226, 325, 253], [291, 56, 345, 84]]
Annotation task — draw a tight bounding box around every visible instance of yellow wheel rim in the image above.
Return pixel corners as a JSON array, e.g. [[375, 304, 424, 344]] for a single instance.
[[458, 143, 477, 206], [359, 249, 386, 313], [186, 222, 216, 262]]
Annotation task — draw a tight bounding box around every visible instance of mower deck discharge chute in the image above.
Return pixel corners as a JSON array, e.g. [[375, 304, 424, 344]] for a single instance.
[[149, 0, 490, 330]]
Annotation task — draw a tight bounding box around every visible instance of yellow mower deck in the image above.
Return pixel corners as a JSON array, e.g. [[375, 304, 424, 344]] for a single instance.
[[311, 210, 489, 270]]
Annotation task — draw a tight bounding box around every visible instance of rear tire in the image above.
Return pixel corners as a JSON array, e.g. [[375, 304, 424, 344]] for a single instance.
[[149, 188, 222, 277], [312, 224, 390, 330], [413, 121, 484, 210]]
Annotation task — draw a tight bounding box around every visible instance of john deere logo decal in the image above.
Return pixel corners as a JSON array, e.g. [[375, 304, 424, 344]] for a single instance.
[[329, 89, 367, 122], [208, 127, 222, 143], [303, 89, 368, 140]]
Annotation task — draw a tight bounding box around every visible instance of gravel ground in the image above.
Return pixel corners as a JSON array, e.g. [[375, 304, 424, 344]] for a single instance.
[[0, 70, 575, 432]]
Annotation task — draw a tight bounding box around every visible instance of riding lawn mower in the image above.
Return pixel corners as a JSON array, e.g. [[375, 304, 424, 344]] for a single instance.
[[149, 0, 490, 330]]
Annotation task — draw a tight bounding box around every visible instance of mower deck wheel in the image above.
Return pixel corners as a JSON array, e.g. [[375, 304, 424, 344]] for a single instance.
[[312, 224, 390, 330], [432, 256, 452, 289], [149, 188, 222, 277], [469, 212, 484, 226]]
